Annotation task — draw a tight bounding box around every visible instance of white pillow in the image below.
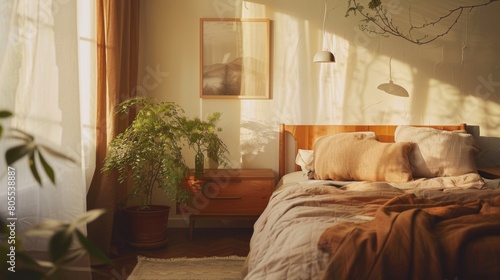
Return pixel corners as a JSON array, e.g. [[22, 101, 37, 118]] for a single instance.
[[394, 125, 479, 178], [295, 149, 314, 177]]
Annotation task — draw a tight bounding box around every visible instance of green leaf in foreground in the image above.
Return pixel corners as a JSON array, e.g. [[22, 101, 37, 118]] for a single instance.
[[6, 143, 35, 165], [39, 144, 77, 163], [29, 151, 42, 186], [71, 209, 106, 227], [49, 230, 73, 263], [75, 229, 111, 265], [0, 110, 13, 118], [9, 127, 34, 142], [38, 150, 56, 184]]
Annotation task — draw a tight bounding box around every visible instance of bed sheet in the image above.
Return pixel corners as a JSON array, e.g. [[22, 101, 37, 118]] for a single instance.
[[243, 172, 500, 280]]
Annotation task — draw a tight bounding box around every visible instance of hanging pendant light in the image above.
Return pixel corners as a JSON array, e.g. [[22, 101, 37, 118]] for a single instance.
[[313, 50, 335, 63], [377, 57, 409, 97], [314, 0, 335, 63]]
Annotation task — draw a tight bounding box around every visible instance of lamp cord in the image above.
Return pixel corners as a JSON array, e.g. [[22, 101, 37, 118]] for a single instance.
[[322, 0, 327, 39], [389, 57, 393, 82]]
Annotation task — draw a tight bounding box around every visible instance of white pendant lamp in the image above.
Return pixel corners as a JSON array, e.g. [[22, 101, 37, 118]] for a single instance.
[[377, 57, 409, 97], [314, 50, 335, 63], [314, 0, 335, 63]]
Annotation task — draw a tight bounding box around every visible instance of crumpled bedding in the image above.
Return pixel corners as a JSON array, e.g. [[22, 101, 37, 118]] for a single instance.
[[242, 172, 500, 280], [318, 193, 500, 280]]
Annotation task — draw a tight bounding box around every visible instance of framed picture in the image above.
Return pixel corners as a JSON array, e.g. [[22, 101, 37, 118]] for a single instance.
[[200, 18, 271, 99]]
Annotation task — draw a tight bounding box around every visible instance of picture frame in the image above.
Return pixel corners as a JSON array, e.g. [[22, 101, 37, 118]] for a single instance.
[[200, 18, 271, 99]]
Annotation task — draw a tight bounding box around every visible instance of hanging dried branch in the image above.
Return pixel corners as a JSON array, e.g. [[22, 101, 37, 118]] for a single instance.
[[346, 0, 500, 45]]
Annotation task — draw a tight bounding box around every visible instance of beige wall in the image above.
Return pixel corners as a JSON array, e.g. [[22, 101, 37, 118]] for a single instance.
[[139, 0, 500, 224]]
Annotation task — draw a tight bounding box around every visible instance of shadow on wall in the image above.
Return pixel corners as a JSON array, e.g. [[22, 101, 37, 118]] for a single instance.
[[240, 120, 277, 168], [466, 125, 500, 167]]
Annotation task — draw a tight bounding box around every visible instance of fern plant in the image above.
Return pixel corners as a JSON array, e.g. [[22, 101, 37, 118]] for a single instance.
[[101, 97, 191, 208]]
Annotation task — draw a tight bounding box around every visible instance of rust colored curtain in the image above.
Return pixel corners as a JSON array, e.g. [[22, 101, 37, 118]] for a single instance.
[[87, 0, 140, 256]]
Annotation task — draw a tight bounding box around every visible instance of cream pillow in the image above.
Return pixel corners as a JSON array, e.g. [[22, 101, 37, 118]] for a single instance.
[[313, 133, 413, 183], [394, 125, 479, 178], [295, 149, 314, 177]]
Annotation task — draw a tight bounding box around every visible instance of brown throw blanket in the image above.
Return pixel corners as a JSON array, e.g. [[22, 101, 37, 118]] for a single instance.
[[318, 194, 500, 280]]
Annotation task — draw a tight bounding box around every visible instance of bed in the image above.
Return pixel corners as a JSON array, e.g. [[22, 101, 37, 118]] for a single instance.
[[243, 124, 500, 280]]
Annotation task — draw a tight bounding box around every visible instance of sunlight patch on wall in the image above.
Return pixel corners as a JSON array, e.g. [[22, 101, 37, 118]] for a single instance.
[[239, 100, 277, 168], [270, 12, 314, 124], [423, 81, 463, 123], [242, 1, 266, 17], [463, 93, 500, 135], [314, 31, 348, 124]]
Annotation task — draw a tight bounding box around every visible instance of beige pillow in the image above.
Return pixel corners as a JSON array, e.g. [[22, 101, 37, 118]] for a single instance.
[[313, 133, 413, 183], [394, 125, 479, 178]]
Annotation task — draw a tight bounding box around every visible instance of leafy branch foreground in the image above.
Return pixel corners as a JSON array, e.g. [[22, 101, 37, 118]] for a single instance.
[[1, 210, 110, 279], [1, 110, 75, 186], [0, 112, 110, 279]]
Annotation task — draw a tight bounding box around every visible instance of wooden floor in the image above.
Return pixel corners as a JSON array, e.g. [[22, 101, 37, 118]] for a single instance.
[[91, 227, 253, 279]]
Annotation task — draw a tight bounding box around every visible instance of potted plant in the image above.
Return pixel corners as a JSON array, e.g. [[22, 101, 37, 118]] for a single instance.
[[102, 97, 191, 248], [178, 112, 230, 175]]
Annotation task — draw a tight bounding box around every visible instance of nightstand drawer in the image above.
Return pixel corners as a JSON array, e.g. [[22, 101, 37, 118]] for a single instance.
[[190, 179, 271, 198], [178, 169, 275, 239], [184, 179, 273, 214]]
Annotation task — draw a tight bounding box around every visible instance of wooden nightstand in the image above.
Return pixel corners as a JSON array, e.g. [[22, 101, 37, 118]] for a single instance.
[[477, 167, 500, 179], [178, 169, 275, 239]]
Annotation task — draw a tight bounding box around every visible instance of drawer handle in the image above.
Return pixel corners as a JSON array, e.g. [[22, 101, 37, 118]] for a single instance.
[[205, 179, 242, 184], [206, 196, 242, 200], [202, 183, 242, 200]]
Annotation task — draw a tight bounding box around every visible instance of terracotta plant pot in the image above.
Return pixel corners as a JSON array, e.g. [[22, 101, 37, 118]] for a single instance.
[[125, 205, 170, 248]]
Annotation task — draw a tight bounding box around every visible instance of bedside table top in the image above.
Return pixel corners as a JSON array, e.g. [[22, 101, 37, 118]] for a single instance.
[[187, 169, 275, 180], [477, 167, 500, 179]]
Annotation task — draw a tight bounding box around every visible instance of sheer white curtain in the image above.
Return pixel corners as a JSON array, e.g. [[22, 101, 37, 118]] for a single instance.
[[0, 0, 96, 253]]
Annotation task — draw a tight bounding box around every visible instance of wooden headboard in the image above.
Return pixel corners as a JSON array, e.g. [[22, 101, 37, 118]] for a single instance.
[[278, 123, 466, 179]]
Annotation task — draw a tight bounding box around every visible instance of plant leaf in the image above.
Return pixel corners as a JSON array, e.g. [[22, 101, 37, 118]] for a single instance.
[[5, 269, 45, 279], [55, 249, 86, 265], [72, 209, 106, 226], [9, 127, 34, 141], [0, 110, 12, 118], [26, 220, 67, 237], [67, 209, 106, 233], [75, 229, 111, 264], [5, 135, 32, 142], [38, 149, 56, 184], [29, 151, 42, 185], [16, 251, 40, 267], [38, 144, 77, 163], [6, 143, 34, 165], [49, 230, 73, 263]]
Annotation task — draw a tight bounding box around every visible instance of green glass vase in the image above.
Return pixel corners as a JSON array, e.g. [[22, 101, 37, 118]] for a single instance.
[[195, 150, 204, 176]]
